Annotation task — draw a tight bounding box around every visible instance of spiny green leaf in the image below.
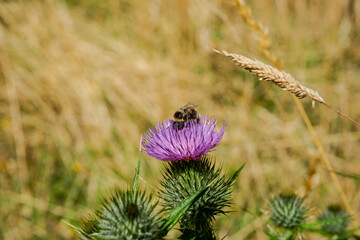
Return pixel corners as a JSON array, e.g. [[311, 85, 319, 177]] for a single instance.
[[339, 226, 360, 239], [301, 217, 359, 239], [263, 230, 278, 240], [228, 162, 246, 184], [303, 227, 333, 237], [62, 220, 94, 239], [132, 153, 141, 193], [161, 185, 209, 233], [300, 215, 351, 229], [332, 170, 360, 181]]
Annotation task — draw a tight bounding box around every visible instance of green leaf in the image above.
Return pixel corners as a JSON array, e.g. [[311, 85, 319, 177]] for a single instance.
[[305, 225, 360, 239], [263, 230, 278, 240], [161, 185, 210, 233], [229, 162, 246, 184], [300, 215, 351, 229], [339, 226, 360, 239], [303, 227, 333, 237], [132, 153, 141, 193], [62, 220, 94, 239], [332, 170, 360, 181], [353, 234, 360, 239], [301, 217, 359, 238]]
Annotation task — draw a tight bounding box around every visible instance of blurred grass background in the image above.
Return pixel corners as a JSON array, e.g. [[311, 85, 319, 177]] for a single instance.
[[0, 0, 359, 239]]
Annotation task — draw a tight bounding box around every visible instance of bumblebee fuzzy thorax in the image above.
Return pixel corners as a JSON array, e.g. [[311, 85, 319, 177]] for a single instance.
[[173, 102, 199, 130]]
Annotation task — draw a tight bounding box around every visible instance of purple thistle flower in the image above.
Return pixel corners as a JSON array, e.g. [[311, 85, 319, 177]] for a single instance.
[[142, 116, 226, 161]]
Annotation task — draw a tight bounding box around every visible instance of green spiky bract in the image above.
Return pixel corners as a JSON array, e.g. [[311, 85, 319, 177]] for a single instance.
[[269, 193, 307, 229], [318, 205, 350, 235], [159, 156, 244, 240], [79, 189, 165, 240]]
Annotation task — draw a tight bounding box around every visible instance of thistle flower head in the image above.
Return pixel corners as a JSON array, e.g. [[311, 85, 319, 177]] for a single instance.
[[160, 156, 240, 239], [269, 192, 308, 229], [142, 115, 226, 161], [318, 204, 350, 235], [79, 189, 164, 240]]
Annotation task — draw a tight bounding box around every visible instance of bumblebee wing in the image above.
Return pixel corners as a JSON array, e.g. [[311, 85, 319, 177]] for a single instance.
[[182, 102, 198, 109]]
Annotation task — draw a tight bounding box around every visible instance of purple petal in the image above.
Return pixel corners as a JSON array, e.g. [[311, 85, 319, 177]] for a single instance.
[[142, 115, 226, 161]]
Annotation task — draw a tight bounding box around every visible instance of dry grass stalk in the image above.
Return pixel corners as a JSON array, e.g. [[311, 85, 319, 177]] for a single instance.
[[304, 156, 320, 197], [232, 0, 282, 69], [217, 47, 358, 220], [214, 49, 326, 104], [227, 0, 359, 226]]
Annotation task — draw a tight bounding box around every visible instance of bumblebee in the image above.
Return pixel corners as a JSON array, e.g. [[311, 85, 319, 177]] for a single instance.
[[173, 102, 199, 130]]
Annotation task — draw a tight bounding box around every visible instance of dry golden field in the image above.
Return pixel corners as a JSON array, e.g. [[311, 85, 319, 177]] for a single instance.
[[0, 0, 359, 239]]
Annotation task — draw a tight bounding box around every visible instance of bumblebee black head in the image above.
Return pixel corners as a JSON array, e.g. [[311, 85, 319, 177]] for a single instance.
[[174, 111, 184, 119]]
